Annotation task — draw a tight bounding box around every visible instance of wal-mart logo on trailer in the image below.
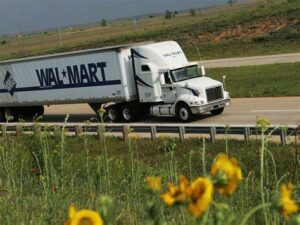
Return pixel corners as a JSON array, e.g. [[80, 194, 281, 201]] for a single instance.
[[3, 71, 17, 96]]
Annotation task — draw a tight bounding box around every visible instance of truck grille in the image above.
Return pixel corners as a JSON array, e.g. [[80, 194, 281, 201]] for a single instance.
[[206, 86, 223, 102]]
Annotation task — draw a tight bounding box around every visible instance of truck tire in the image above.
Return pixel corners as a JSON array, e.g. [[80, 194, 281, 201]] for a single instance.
[[121, 104, 136, 122], [106, 105, 121, 122], [32, 106, 44, 119], [176, 103, 193, 123], [15, 106, 44, 121], [210, 107, 224, 115], [4, 108, 16, 122], [0, 109, 5, 122]]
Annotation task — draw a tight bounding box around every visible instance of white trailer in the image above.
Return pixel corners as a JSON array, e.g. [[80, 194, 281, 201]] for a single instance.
[[0, 41, 230, 122]]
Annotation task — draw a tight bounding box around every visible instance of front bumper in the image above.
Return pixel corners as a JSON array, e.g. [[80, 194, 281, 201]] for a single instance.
[[191, 98, 231, 114]]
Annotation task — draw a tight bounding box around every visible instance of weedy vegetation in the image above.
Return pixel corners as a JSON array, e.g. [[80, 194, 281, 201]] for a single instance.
[[0, 118, 299, 224]]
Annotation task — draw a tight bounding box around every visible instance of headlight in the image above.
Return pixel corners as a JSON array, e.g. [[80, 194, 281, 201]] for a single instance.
[[195, 101, 205, 105], [224, 91, 230, 98]]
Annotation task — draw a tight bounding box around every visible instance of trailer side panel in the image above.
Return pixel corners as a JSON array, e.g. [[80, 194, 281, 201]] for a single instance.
[[0, 50, 131, 107]]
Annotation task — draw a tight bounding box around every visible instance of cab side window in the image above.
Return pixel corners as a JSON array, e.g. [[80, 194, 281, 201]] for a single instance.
[[164, 72, 171, 84]]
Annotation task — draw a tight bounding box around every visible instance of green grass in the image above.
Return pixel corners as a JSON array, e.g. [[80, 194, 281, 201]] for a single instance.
[[0, 0, 299, 61], [0, 127, 299, 224], [207, 62, 300, 97]]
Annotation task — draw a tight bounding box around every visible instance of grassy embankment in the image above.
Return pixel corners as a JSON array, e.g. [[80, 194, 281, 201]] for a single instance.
[[207, 62, 300, 97], [0, 0, 299, 61], [0, 126, 299, 225]]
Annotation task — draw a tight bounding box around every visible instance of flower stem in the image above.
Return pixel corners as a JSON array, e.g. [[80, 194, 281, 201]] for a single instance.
[[260, 129, 269, 225], [240, 203, 272, 225]]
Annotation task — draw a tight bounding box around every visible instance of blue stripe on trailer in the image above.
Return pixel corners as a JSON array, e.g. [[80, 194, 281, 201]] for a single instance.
[[0, 79, 122, 94]]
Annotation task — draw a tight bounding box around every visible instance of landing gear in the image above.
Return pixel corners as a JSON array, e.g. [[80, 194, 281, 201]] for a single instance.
[[210, 107, 224, 116], [176, 103, 193, 123]]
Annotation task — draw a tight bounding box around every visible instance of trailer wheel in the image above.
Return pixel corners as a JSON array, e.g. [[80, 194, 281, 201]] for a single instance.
[[0, 109, 5, 122], [210, 107, 224, 116], [106, 105, 121, 122], [176, 103, 193, 123], [33, 106, 44, 120], [121, 104, 136, 122], [4, 108, 16, 122], [14, 106, 44, 121]]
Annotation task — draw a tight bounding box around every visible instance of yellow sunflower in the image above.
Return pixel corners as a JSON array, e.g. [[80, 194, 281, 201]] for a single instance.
[[187, 177, 213, 218], [146, 176, 161, 192], [280, 183, 299, 219], [161, 176, 189, 206], [65, 206, 104, 225], [210, 154, 243, 195], [64, 205, 77, 225]]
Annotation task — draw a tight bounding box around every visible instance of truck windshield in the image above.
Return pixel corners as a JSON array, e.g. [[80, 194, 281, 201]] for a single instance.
[[170, 65, 202, 82]]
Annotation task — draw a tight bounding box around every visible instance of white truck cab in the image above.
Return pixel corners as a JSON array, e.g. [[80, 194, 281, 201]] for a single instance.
[[129, 41, 230, 122]]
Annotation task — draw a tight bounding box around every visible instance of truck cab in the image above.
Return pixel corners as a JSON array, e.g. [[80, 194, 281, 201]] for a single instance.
[[130, 41, 230, 122]]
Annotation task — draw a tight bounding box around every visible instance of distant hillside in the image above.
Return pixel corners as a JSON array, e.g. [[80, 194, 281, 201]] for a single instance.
[[0, 0, 299, 61]]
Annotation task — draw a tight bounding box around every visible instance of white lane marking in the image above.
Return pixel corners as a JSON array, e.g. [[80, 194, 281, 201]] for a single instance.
[[251, 110, 300, 112]]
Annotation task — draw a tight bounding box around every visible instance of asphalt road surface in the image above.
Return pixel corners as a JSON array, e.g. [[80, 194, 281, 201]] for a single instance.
[[200, 53, 300, 68], [43, 97, 300, 126]]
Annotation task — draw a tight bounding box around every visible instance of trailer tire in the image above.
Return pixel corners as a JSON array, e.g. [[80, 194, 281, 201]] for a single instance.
[[121, 104, 136, 122], [210, 107, 224, 116], [176, 103, 193, 123], [106, 105, 121, 122], [0, 109, 5, 122], [4, 108, 16, 122], [15, 106, 44, 121]]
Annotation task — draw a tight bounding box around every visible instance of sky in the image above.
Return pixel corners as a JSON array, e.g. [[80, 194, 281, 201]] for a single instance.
[[0, 0, 230, 36]]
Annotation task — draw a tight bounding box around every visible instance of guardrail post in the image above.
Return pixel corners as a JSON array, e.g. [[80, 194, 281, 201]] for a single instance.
[[179, 126, 185, 142], [75, 125, 83, 136], [0, 125, 6, 136], [33, 125, 42, 135], [244, 127, 250, 141], [210, 127, 216, 143], [16, 125, 23, 137], [123, 125, 130, 142], [280, 128, 287, 146], [97, 125, 105, 140], [150, 126, 156, 140], [53, 126, 61, 136]]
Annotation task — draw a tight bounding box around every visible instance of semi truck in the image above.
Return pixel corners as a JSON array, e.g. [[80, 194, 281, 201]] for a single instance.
[[0, 41, 230, 122]]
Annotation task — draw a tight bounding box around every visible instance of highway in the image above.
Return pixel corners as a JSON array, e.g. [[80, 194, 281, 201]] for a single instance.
[[43, 97, 300, 126], [41, 53, 300, 126], [200, 52, 300, 68]]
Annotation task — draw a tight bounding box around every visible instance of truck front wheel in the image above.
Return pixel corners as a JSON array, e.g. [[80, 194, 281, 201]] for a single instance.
[[176, 103, 193, 123], [210, 107, 224, 115], [121, 104, 136, 122]]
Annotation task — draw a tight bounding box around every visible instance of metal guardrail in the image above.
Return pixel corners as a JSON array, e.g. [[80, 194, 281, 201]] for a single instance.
[[0, 123, 299, 146]]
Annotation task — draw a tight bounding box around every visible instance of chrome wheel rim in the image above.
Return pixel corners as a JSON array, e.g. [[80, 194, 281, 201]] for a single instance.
[[123, 108, 131, 121], [108, 108, 117, 121], [179, 107, 189, 121]]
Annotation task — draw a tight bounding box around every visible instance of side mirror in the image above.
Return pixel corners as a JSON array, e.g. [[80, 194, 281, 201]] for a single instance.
[[201, 65, 206, 76], [223, 75, 226, 91], [197, 64, 206, 76]]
